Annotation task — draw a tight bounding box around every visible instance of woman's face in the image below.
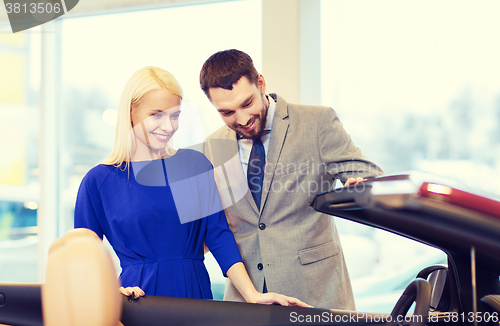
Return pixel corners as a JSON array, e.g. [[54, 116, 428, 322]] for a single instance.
[[130, 88, 181, 160]]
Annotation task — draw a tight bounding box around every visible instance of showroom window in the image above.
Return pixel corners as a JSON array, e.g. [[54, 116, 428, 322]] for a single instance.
[[321, 0, 500, 194], [0, 25, 41, 282]]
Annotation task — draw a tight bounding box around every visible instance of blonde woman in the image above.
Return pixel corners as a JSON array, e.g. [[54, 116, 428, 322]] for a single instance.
[[74, 67, 310, 307]]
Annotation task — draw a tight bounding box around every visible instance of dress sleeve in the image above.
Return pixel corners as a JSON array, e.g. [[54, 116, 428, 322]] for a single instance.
[[205, 209, 243, 277], [318, 107, 384, 183], [74, 169, 105, 239], [203, 160, 243, 277]]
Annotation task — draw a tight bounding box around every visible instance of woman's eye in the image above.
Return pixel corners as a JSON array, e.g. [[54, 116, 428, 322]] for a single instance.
[[171, 114, 180, 119], [152, 112, 163, 118]]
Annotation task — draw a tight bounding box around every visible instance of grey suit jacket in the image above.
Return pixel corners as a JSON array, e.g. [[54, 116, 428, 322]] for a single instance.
[[203, 94, 383, 309]]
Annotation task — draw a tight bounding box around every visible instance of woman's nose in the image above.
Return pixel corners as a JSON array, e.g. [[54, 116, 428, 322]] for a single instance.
[[160, 117, 173, 132]]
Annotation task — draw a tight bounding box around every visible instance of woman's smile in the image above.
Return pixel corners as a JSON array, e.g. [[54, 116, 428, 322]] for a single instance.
[[151, 132, 170, 142]]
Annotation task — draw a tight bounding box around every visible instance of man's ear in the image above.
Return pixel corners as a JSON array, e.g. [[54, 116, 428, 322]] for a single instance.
[[258, 74, 266, 94]]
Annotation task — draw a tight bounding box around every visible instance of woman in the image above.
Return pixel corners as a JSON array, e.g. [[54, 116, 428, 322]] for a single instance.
[[74, 66, 310, 307]]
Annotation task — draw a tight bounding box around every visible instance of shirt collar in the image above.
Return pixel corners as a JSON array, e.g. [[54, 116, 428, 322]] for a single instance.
[[264, 94, 276, 131]]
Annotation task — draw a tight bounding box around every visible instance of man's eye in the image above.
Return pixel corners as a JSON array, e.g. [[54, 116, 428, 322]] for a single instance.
[[243, 101, 252, 108], [221, 111, 234, 117]]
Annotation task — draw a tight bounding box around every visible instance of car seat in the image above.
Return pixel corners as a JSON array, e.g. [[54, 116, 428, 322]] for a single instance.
[[42, 228, 122, 326]]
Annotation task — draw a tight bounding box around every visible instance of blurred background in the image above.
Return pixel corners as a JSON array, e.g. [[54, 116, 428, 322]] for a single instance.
[[0, 0, 499, 312]]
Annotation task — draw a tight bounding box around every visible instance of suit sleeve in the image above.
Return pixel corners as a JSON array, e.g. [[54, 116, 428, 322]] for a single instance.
[[74, 171, 105, 239], [318, 107, 384, 184]]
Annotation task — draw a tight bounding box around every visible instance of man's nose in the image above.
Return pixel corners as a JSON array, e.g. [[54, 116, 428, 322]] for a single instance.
[[235, 111, 251, 126]]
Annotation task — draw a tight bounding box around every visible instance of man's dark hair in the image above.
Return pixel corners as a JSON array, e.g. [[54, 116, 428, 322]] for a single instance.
[[200, 49, 259, 99]]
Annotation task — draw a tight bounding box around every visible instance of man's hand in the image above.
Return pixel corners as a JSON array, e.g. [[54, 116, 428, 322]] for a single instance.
[[344, 177, 365, 187], [248, 292, 314, 308]]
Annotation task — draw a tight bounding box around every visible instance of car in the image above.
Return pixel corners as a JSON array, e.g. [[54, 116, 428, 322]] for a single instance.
[[1, 172, 500, 326], [311, 173, 500, 322]]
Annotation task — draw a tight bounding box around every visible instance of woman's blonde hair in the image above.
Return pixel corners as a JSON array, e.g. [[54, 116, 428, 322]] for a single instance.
[[102, 66, 183, 167]]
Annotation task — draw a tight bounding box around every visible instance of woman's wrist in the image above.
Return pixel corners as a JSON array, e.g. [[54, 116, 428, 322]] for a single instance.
[[242, 288, 261, 303], [225, 262, 264, 303]]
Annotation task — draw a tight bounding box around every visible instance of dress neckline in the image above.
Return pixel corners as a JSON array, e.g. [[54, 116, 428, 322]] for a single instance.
[[128, 148, 182, 164]]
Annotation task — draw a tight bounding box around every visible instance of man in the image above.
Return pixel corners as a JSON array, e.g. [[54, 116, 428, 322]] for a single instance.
[[200, 49, 383, 309]]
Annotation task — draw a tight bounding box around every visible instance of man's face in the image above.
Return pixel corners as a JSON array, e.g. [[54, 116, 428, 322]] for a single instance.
[[208, 75, 269, 139]]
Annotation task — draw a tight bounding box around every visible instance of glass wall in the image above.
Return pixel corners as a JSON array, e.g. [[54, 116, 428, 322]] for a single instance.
[[0, 25, 41, 282], [321, 0, 500, 311], [321, 0, 500, 194]]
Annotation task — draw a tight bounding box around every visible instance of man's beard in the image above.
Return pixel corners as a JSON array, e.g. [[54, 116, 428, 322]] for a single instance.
[[231, 94, 269, 140]]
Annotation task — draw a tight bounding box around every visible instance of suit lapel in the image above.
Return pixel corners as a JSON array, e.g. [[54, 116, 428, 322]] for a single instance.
[[261, 94, 289, 212]]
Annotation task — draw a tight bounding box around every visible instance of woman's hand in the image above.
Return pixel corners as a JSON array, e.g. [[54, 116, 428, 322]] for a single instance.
[[119, 286, 145, 299], [247, 292, 313, 308]]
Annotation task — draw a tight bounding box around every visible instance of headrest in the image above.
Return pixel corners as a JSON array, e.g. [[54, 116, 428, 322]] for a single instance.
[[42, 228, 122, 326]]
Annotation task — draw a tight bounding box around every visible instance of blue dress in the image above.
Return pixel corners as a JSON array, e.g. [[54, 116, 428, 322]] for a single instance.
[[74, 149, 243, 299]]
